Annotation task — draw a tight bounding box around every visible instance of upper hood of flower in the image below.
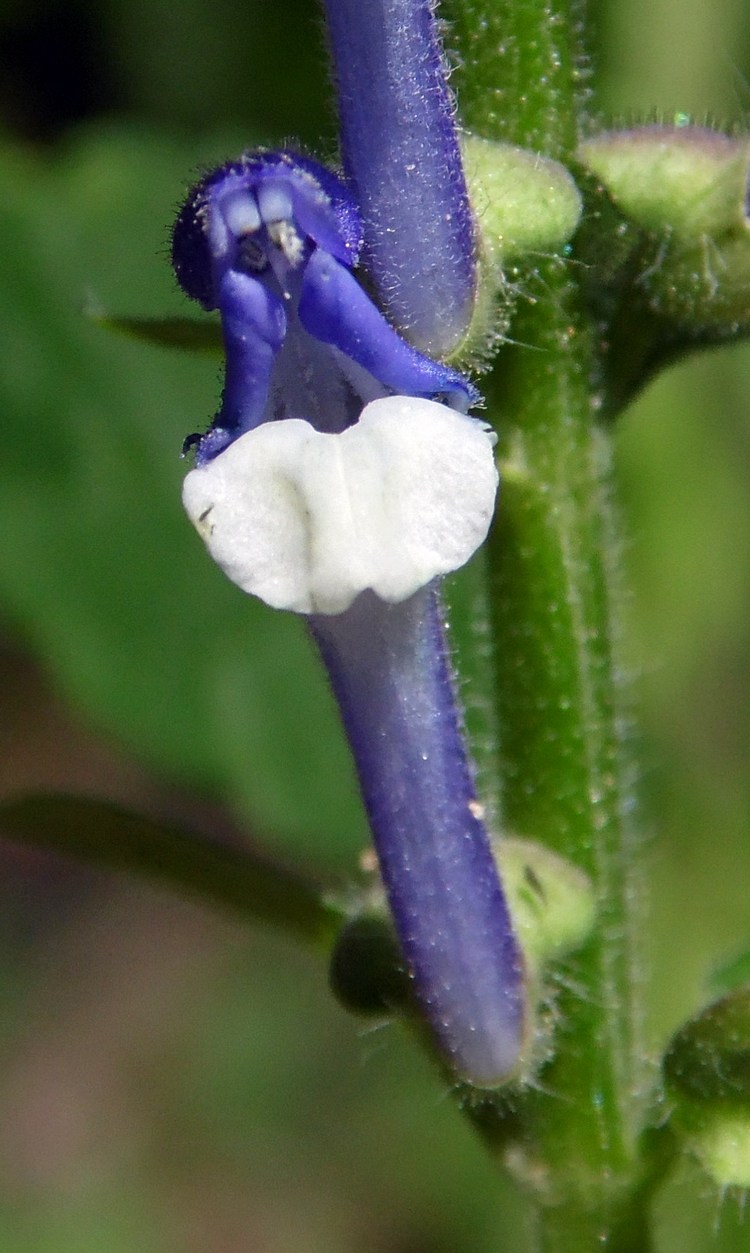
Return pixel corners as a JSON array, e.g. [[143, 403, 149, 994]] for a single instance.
[[172, 151, 477, 464], [172, 150, 364, 308]]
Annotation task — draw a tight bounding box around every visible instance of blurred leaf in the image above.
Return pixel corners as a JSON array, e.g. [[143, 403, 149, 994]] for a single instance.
[[100, 0, 331, 145], [711, 948, 750, 997], [90, 310, 223, 354], [0, 125, 368, 865], [0, 793, 341, 944]]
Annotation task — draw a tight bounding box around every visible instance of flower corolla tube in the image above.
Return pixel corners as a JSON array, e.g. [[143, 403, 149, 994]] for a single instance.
[[172, 151, 525, 1086]]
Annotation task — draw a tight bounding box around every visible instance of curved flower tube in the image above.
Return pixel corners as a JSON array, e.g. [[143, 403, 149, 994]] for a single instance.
[[173, 152, 525, 1085], [311, 587, 524, 1084], [321, 0, 477, 356]]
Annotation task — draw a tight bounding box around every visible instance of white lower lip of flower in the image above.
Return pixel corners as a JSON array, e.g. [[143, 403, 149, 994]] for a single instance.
[[183, 396, 499, 615]]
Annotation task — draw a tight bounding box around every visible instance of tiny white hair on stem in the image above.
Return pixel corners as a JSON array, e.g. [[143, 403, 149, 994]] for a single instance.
[[183, 396, 498, 615]]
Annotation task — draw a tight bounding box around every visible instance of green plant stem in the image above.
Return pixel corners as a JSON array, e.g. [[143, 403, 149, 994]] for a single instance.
[[446, 0, 649, 1244], [446, 0, 586, 157]]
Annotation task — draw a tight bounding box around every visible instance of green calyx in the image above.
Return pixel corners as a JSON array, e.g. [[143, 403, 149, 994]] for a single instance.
[[577, 124, 750, 329], [664, 984, 750, 1106], [479, 838, 597, 1087], [451, 135, 583, 367], [495, 837, 596, 973], [663, 985, 750, 1187], [463, 134, 583, 263], [578, 125, 750, 243], [684, 1108, 750, 1188]]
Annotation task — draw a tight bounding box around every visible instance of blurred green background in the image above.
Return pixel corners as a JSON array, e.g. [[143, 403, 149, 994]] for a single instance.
[[0, 0, 749, 1248]]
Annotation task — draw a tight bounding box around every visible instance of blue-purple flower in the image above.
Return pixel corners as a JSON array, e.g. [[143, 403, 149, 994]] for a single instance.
[[171, 1, 525, 1087], [172, 151, 474, 467]]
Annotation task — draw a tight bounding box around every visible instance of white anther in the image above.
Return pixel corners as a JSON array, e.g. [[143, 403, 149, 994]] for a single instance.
[[183, 397, 499, 616], [256, 181, 294, 227], [223, 192, 262, 238]]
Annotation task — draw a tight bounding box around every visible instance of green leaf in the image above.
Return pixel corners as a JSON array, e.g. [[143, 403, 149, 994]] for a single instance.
[[90, 311, 223, 354], [711, 949, 750, 997], [0, 126, 368, 866], [0, 793, 341, 945]]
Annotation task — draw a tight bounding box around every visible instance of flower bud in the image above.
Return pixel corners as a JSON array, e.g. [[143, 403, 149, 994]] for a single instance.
[[578, 125, 750, 327], [495, 837, 596, 973], [664, 985, 750, 1106], [329, 913, 412, 1016], [663, 985, 750, 1187], [457, 136, 582, 361], [464, 135, 583, 265]]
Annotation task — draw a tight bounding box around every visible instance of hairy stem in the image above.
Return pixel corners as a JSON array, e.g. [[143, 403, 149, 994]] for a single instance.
[[445, 0, 648, 1241]]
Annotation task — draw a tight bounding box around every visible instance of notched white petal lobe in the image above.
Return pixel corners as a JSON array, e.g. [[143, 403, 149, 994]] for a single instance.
[[182, 397, 498, 615]]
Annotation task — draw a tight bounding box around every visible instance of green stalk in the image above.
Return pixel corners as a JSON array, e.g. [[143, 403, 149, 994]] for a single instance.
[[446, 0, 649, 1243], [0, 794, 340, 946]]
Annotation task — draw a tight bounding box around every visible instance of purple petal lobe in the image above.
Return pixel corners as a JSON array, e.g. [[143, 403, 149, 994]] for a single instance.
[[298, 250, 476, 409], [209, 270, 286, 456]]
